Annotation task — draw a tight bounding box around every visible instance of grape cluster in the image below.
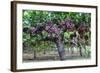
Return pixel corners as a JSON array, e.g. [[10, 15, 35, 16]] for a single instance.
[[29, 26, 44, 35], [65, 17, 74, 31], [45, 21, 61, 40], [78, 24, 86, 39], [58, 17, 74, 32]]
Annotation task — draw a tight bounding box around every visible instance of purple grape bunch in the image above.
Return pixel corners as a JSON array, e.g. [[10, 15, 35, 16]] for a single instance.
[[45, 20, 61, 40], [78, 24, 87, 39], [65, 17, 74, 31]]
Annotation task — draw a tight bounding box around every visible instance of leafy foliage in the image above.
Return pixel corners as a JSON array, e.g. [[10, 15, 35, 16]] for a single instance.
[[23, 10, 91, 58]]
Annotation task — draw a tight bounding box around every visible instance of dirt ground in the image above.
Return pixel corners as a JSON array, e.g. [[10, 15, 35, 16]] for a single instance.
[[23, 48, 91, 62]]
